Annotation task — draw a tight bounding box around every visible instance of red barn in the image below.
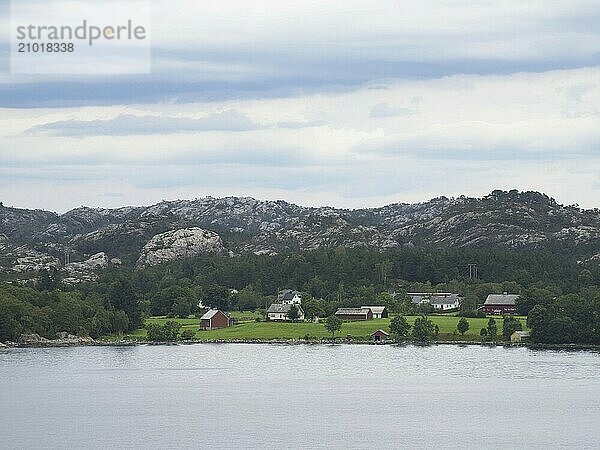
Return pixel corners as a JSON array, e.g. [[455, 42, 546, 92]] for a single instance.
[[200, 309, 232, 330], [482, 294, 519, 315]]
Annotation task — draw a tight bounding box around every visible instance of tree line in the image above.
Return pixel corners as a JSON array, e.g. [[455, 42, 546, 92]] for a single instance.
[[1, 246, 598, 343], [90, 246, 596, 316], [0, 281, 137, 342], [518, 287, 600, 344]]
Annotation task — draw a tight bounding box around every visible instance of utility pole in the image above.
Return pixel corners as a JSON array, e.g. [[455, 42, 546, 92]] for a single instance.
[[468, 264, 478, 281]]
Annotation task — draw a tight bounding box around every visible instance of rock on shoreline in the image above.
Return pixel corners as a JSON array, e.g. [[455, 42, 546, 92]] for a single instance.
[[16, 332, 96, 347], [3, 336, 600, 351]]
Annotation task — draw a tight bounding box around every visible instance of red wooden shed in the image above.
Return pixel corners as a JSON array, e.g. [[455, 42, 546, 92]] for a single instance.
[[371, 329, 389, 342], [200, 309, 232, 330]]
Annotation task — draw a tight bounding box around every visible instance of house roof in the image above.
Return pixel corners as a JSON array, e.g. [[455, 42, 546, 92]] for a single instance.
[[268, 303, 291, 313], [407, 292, 454, 297], [362, 306, 386, 314], [409, 293, 462, 305], [281, 291, 300, 301], [371, 329, 389, 336], [484, 294, 519, 306], [201, 309, 228, 320], [279, 289, 300, 297], [430, 294, 462, 305], [267, 303, 304, 314], [335, 308, 371, 315], [409, 294, 427, 304]]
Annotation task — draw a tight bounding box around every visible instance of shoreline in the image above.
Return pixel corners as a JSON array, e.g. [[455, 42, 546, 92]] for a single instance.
[[3, 338, 600, 352]]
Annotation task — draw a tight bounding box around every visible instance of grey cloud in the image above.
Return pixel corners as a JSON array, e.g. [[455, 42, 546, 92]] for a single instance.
[[129, 164, 341, 191], [24, 110, 260, 136], [2, 149, 599, 209], [2, 2, 600, 108], [276, 120, 325, 129], [0, 166, 109, 185], [97, 192, 126, 198], [0, 140, 313, 169], [357, 142, 600, 162], [369, 103, 416, 118]]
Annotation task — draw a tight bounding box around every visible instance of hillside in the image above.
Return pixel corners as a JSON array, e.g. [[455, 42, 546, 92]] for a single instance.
[[0, 190, 598, 281]]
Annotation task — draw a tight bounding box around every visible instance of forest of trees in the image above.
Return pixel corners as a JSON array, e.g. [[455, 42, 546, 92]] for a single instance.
[[518, 287, 600, 344], [0, 247, 598, 344], [0, 283, 133, 342]]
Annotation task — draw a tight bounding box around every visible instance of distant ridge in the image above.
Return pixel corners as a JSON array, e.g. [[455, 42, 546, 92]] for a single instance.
[[1, 190, 599, 280]]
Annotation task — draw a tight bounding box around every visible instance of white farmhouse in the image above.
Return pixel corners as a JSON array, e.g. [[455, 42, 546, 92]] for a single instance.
[[409, 292, 462, 311], [278, 289, 302, 305], [267, 303, 305, 322], [429, 294, 462, 311]]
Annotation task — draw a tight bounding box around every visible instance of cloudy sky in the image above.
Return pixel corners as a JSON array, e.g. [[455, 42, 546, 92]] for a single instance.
[[1, 0, 599, 212]]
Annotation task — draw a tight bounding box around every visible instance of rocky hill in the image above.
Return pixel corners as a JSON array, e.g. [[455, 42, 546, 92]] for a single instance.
[[0, 190, 598, 281]]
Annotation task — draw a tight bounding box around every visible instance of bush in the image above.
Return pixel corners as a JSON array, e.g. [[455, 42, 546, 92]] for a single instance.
[[146, 321, 182, 341], [412, 316, 436, 342], [457, 317, 469, 336], [390, 315, 411, 340], [415, 303, 434, 315], [180, 329, 196, 340], [502, 316, 523, 339], [480, 328, 488, 340]]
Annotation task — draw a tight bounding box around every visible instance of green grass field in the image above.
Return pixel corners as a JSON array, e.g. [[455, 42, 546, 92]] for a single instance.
[[127, 314, 528, 342], [226, 310, 264, 322]]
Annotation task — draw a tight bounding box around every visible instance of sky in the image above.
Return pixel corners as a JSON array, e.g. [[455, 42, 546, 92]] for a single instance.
[[0, 0, 599, 212]]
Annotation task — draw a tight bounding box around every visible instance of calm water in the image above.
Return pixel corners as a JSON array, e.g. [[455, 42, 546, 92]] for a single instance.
[[1, 344, 600, 449]]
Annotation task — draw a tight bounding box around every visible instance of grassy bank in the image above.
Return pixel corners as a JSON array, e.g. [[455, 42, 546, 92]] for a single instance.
[[126, 315, 528, 342]]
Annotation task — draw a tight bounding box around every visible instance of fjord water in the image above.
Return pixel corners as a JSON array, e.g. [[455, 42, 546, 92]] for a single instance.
[[1, 344, 599, 449]]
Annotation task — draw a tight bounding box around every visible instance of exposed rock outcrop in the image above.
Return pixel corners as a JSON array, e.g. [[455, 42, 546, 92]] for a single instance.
[[66, 252, 109, 271], [18, 332, 95, 347], [137, 227, 227, 267], [62, 252, 110, 283], [54, 332, 95, 345], [10, 248, 61, 273], [1, 190, 599, 278], [19, 333, 52, 345]]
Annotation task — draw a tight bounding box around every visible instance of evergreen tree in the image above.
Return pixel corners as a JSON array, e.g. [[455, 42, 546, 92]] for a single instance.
[[107, 279, 142, 330], [287, 304, 300, 322], [325, 315, 342, 340], [502, 316, 523, 339], [457, 317, 469, 336], [390, 315, 411, 341], [486, 318, 498, 341], [412, 316, 436, 342]]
